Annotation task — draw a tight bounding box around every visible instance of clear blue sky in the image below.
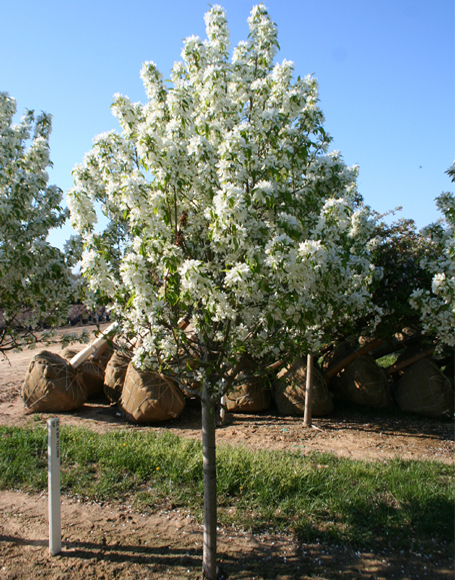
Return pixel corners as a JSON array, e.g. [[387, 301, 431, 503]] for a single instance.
[[2, 0, 454, 248]]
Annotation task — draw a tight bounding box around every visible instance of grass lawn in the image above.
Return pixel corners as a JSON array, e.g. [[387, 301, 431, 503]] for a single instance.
[[0, 424, 453, 556]]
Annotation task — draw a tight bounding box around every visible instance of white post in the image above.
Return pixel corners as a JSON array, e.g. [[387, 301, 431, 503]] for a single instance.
[[219, 395, 226, 425], [48, 418, 61, 556]]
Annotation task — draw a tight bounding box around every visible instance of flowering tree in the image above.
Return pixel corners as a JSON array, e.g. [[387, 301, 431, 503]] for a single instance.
[[68, 5, 377, 577], [346, 216, 434, 343], [0, 93, 77, 356], [410, 163, 455, 348]]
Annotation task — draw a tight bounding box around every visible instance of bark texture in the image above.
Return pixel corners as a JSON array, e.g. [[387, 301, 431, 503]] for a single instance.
[[201, 381, 217, 579]]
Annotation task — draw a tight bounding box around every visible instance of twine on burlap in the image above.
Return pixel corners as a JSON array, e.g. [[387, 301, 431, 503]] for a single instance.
[[225, 375, 271, 413], [330, 355, 392, 408], [120, 363, 185, 423], [322, 341, 354, 373], [396, 358, 454, 418], [103, 350, 131, 404], [62, 345, 114, 398], [21, 351, 87, 412], [274, 357, 333, 417]]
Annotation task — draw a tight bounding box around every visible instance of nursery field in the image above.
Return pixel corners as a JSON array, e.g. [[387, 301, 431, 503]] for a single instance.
[[0, 326, 453, 579]]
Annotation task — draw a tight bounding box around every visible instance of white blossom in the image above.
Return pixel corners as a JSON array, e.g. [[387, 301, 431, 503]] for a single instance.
[[0, 93, 75, 353], [68, 5, 377, 382], [410, 164, 455, 347]]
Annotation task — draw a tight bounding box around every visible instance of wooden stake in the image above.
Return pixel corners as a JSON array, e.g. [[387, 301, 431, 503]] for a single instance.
[[303, 354, 314, 428]]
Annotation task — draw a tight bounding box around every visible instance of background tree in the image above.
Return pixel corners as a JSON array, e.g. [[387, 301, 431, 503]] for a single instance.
[[332, 215, 436, 348], [68, 5, 378, 577], [410, 163, 455, 350], [0, 93, 76, 355]]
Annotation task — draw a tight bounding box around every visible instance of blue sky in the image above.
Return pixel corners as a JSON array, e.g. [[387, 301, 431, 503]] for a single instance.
[[2, 0, 454, 248]]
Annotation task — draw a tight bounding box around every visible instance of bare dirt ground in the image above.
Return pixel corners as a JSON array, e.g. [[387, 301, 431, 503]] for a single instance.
[[0, 326, 453, 579]]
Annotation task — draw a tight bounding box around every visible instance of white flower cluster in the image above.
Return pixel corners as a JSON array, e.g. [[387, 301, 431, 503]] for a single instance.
[[0, 93, 75, 352], [68, 6, 378, 382], [410, 165, 455, 346]]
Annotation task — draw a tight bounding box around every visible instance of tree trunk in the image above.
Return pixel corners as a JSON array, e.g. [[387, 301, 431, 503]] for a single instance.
[[325, 338, 383, 379], [201, 380, 217, 579], [385, 345, 435, 375], [69, 321, 117, 369], [303, 354, 314, 428], [371, 335, 421, 360]]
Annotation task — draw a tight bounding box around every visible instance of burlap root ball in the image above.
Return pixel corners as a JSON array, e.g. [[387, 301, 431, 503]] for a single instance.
[[330, 355, 393, 408], [104, 350, 131, 404], [443, 357, 454, 388], [21, 350, 87, 413], [396, 358, 454, 418], [61, 345, 114, 398], [120, 363, 185, 423], [322, 341, 354, 374], [273, 357, 333, 417], [225, 375, 272, 413]]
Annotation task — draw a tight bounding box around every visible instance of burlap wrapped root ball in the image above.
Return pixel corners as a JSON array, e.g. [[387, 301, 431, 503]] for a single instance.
[[174, 349, 201, 395], [322, 341, 354, 373], [273, 357, 333, 417], [330, 354, 393, 408], [444, 357, 454, 388], [395, 344, 428, 365], [120, 363, 185, 423], [21, 350, 87, 413], [61, 345, 114, 398], [225, 359, 272, 413], [396, 358, 454, 418], [103, 350, 131, 404]]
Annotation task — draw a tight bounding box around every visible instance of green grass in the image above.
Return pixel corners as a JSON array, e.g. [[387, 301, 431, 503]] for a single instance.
[[376, 353, 399, 368], [0, 425, 453, 554]]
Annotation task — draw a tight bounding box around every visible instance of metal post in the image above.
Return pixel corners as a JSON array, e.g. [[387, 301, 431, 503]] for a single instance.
[[48, 418, 61, 556]]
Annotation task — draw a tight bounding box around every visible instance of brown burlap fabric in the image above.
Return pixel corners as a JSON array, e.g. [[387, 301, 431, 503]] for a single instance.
[[62, 345, 114, 398], [104, 350, 131, 404], [120, 363, 185, 423], [21, 350, 87, 412], [395, 344, 430, 366], [330, 355, 392, 408], [225, 376, 271, 413], [62, 345, 114, 368], [396, 358, 454, 418], [273, 358, 333, 417], [322, 341, 354, 373], [444, 357, 454, 388]]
